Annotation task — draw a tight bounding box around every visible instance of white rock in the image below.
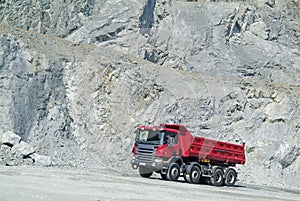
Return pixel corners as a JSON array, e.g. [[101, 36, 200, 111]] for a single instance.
[[31, 153, 52, 167], [264, 97, 293, 122], [1, 131, 21, 146], [250, 21, 269, 40], [11, 141, 35, 156]]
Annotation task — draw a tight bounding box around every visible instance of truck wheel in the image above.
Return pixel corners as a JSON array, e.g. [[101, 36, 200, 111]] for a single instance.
[[190, 165, 201, 184], [166, 163, 180, 181], [139, 167, 153, 178], [210, 168, 224, 187], [224, 169, 237, 186]]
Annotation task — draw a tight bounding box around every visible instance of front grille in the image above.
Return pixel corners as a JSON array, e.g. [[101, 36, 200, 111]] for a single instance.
[[136, 144, 157, 163]]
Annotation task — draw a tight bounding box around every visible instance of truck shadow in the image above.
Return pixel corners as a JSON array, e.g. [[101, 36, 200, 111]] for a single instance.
[[148, 177, 247, 188]]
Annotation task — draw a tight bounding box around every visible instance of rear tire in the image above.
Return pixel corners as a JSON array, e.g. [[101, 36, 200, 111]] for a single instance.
[[139, 167, 153, 178], [210, 168, 224, 187], [224, 169, 237, 186], [166, 163, 180, 181]]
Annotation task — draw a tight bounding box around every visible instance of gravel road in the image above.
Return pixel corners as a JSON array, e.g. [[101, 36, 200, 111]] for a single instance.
[[0, 166, 299, 201]]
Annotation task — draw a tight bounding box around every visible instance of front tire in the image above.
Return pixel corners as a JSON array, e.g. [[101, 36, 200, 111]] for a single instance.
[[139, 167, 153, 178], [166, 163, 180, 181]]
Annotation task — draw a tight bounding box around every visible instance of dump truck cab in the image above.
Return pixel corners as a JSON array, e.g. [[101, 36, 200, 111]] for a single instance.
[[131, 124, 193, 176]]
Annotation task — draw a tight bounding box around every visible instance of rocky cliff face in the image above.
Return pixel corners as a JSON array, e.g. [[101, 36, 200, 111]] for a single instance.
[[0, 0, 95, 37], [0, 0, 299, 188]]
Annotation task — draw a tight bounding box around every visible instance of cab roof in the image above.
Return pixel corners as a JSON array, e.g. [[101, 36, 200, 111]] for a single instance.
[[137, 124, 188, 134]]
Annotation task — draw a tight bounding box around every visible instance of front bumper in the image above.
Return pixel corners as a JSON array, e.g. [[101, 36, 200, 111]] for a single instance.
[[131, 157, 168, 170]]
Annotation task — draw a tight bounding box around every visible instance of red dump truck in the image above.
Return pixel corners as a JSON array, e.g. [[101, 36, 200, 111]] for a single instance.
[[131, 124, 245, 186]]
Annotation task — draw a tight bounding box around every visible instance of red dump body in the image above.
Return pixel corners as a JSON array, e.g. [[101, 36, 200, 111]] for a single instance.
[[188, 136, 246, 165], [159, 124, 246, 165]]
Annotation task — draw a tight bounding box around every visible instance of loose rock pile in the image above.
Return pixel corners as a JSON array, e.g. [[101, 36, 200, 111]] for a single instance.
[[0, 131, 51, 167]]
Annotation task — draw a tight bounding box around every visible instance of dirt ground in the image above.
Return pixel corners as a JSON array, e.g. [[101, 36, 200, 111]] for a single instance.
[[0, 166, 299, 201]]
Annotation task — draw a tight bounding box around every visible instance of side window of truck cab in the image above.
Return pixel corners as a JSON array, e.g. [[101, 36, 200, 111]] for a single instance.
[[165, 132, 178, 145]]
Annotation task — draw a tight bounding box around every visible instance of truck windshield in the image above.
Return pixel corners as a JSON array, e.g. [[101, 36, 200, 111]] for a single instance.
[[136, 129, 178, 145]]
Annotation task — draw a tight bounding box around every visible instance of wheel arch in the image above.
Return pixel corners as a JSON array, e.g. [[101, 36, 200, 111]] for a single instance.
[[225, 167, 237, 174], [167, 156, 183, 167]]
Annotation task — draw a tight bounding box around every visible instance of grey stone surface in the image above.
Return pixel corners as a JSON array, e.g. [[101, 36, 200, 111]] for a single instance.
[[0, 143, 34, 166], [11, 141, 35, 156], [1, 131, 21, 147], [0, 0, 299, 189], [0, 144, 10, 165], [0, 0, 96, 37], [31, 153, 52, 167]]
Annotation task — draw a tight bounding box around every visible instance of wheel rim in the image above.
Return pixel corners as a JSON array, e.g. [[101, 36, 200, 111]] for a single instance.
[[228, 174, 234, 183], [192, 170, 199, 180], [216, 173, 222, 183], [171, 167, 179, 178]]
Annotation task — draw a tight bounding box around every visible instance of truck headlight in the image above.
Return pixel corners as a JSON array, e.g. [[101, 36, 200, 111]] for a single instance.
[[154, 158, 163, 163]]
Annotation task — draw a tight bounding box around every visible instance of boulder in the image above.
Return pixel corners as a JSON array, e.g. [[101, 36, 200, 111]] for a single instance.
[[250, 21, 269, 40], [1, 131, 21, 147], [11, 141, 35, 156], [31, 153, 52, 167]]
